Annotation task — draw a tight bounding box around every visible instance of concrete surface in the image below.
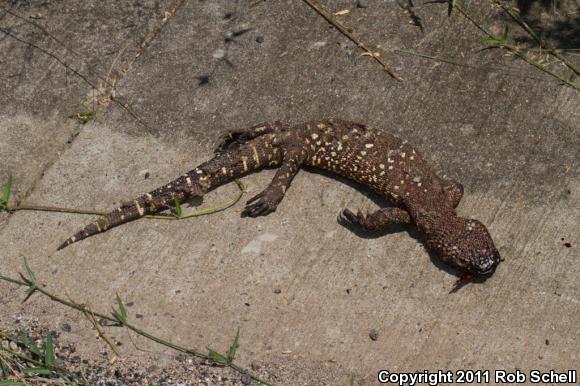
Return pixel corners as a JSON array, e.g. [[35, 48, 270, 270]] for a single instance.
[[1, 0, 578, 384]]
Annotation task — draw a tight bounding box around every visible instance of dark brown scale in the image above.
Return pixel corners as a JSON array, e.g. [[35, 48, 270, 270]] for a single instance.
[[57, 120, 501, 282]]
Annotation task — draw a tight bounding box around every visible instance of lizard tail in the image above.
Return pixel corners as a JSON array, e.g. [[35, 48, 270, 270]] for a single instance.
[[57, 171, 211, 251], [56, 202, 145, 250], [57, 135, 281, 250]]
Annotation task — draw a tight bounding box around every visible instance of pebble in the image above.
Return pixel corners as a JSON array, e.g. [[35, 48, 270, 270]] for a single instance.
[[212, 49, 226, 60], [311, 41, 327, 49], [61, 323, 72, 332]]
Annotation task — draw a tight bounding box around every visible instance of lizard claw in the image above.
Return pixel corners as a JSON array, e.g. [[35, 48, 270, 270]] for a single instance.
[[245, 191, 264, 205], [338, 208, 365, 227], [242, 192, 276, 217], [215, 131, 247, 154]]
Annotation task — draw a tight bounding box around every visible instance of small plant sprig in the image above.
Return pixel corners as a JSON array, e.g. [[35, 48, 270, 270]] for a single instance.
[[207, 328, 240, 366], [0, 176, 245, 220], [68, 111, 95, 125], [491, 0, 579, 77], [0, 258, 273, 386], [443, 0, 579, 89], [0, 326, 88, 385], [0, 176, 12, 212], [395, 48, 550, 82]]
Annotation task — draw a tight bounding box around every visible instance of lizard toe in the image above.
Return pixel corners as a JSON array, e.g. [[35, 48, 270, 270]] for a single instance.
[[339, 208, 363, 226], [242, 199, 276, 217], [246, 191, 264, 205]]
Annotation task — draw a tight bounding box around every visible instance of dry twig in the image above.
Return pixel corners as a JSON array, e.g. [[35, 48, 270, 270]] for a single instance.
[[301, 0, 402, 80]]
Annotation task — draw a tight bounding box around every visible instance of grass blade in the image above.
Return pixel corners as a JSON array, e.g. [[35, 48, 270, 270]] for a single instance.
[[18, 331, 31, 347], [22, 257, 37, 283], [207, 348, 227, 365], [448, 0, 456, 15], [69, 111, 94, 124], [174, 198, 182, 218], [116, 293, 127, 321], [0, 175, 12, 209], [17, 331, 40, 356], [227, 328, 240, 364], [22, 367, 52, 375], [44, 334, 55, 368], [501, 24, 509, 41], [22, 285, 38, 303], [111, 293, 128, 324]]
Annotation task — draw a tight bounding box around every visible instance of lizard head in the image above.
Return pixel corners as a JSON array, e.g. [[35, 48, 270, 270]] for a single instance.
[[420, 214, 502, 276]]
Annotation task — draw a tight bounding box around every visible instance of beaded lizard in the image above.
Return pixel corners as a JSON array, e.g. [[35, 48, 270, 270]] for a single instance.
[[58, 119, 501, 280]]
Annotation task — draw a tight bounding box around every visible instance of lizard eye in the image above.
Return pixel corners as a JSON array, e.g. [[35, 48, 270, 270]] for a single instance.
[[474, 249, 501, 275]]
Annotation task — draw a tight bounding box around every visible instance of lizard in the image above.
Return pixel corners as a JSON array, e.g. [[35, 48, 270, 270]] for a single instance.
[[57, 119, 501, 281]]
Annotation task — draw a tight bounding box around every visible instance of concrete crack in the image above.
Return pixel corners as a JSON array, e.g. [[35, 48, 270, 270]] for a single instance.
[[104, 0, 185, 97]]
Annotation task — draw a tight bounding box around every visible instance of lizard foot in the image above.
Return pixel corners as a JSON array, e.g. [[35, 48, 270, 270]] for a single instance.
[[241, 191, 279, 217], [338, 207, 411, 231], [214, 122, 283, 154], [215, 131, 253, 153], [443, 179, 464, 208], [339, 208, 382, 231], [339, 208, 365, 227]]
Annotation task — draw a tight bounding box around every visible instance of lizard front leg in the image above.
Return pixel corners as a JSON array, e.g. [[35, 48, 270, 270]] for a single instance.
[[242, 148, 306, 217], [442, 179, 464, 208], [339, 207, 411, 231]]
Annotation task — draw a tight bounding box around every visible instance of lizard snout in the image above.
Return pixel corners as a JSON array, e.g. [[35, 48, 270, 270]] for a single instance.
[[471, 248, 501, 276]]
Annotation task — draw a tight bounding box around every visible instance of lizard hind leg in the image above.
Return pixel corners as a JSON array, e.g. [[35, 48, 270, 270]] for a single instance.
[[339, 207, 411, 231], [241, 147, 306, 217], [214, 121, 288, 154]]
